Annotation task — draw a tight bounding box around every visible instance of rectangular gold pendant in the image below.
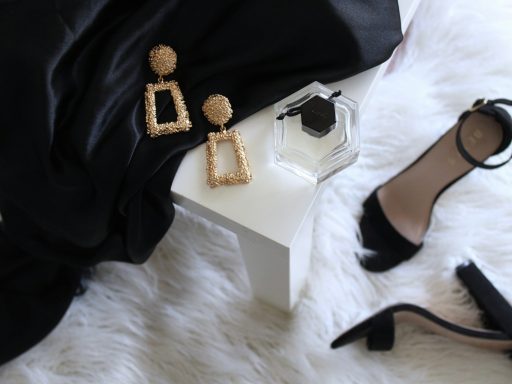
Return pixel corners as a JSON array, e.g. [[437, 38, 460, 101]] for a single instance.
[[206, 129, 252, 188], [145, 80, 192, 138]]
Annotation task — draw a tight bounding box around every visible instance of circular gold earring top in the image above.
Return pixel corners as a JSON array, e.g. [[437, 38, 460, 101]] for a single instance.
[[148, 44, 177, 78], [202, 94, 233, 129]]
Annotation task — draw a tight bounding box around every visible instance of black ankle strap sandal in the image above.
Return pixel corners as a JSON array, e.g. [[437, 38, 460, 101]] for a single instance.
[[358, 98, 512, 272], [331, 261, 512, 354]]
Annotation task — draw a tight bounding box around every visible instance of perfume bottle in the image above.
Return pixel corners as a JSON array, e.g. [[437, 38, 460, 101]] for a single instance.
[[274, 82, 359, 184]]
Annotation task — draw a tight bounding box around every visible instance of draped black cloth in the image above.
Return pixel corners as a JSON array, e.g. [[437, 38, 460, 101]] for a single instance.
[[0, 0, 402, 365]]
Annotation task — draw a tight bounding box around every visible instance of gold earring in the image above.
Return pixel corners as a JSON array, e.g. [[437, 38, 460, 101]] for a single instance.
[[202, 94, 252, 188], [145, 44, 192, 138]]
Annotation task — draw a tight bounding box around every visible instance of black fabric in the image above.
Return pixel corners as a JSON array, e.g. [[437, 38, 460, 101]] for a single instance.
[[0, 228, 82, 365], [0, 0, 403, 364]]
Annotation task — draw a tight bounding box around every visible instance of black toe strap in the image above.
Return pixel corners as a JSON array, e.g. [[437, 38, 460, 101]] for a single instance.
[[456, 98, 512, 170], [367, 309, 395, 351]]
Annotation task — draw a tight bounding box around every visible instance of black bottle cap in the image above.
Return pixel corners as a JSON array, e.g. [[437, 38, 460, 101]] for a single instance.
[[300, 95, 336, 138]]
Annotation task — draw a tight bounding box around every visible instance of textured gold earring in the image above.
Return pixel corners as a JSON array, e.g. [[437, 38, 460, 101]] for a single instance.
[[202, 94, 252, 188], [145, 44, 192, 138]]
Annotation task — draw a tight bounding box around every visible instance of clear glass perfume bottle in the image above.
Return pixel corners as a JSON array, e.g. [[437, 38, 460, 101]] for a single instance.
[[274, 82, 359, 184]]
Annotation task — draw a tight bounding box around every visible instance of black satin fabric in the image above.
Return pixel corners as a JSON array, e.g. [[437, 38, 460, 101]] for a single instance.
[[0, 0, 402, 365]]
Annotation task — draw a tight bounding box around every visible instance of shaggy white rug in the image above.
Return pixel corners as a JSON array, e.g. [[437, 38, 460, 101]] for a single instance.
[[2, 0, 512, 382]]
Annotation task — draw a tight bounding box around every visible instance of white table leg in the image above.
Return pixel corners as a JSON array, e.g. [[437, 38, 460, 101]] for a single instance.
[[237, 214, 313, 312]]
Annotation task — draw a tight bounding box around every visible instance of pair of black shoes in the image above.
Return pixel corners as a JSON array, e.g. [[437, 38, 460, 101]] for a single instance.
[[332, 99, 512, 354]]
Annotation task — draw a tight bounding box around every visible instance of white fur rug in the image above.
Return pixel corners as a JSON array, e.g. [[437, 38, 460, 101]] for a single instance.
[[2, 0, 512, 382]]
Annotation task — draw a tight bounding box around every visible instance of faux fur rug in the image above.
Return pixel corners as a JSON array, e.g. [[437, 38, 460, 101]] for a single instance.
[[2, 0, 512, 382]]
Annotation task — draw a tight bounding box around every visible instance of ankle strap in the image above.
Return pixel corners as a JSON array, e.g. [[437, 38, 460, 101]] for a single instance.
[[456, 98, 512, 170]]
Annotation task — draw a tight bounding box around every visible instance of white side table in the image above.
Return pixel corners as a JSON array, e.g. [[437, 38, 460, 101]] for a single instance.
[[171, 0, 421, 311]]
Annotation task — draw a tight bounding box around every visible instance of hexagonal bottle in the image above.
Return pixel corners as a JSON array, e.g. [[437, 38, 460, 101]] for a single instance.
[[274, 82, 360, 183]]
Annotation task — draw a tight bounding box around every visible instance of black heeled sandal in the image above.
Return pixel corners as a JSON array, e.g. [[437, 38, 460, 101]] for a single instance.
[[359, 98, 512, 272], [331, 261, 512, 353]]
